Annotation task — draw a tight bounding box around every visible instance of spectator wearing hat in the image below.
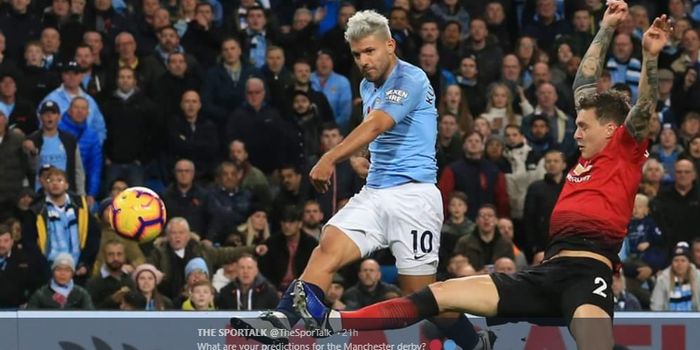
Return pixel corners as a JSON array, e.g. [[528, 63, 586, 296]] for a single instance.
[[58, 97, 102, 207], [40, 60, 107, 143], [651, 242, 700, 311], [650, 124, 684, 184], [236, 208, 270, 248], [225, 77, 290, 174], [205, 161, 253, 245], [86, 240, 135, 309], [653, 159, 700, 250], [132, 263, 173, 310], [175, 256, 212, 306], [148, 217, 260, 299], [0, 73, 38, 136], [217, 253, 278, 310], [0, 110, 32, 217], [260, 205, 317, 291], [91, 196, 145, 277], [228, 140, 272, 211], [163, 159, 209, 236], [0, 223, 45, 308], [288, 89, 322, 166], [100, 66, 159, 189], [25, 100, 85, 195], [325, 273, 346, 310], [23, 167, 101, 283], [19, 42, 62, 107], [27, 252, 94, 309], [310, 49, 351, 133], [201, 37, 261, 129]]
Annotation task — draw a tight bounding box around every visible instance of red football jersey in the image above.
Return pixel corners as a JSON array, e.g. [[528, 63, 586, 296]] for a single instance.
[[549, 125, 649, 255]]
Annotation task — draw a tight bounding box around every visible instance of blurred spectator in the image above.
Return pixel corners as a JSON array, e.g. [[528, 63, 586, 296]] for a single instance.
[[181, 2, 223, 69], [670, 29, 700, 76], [277, 58, 334, 125], [229, 140, 272, 210], [84, 0, 131, 45], [514, 36, 539, 89], [388, 6, 418, 64], [497, 218, 528, 271], [524, 62, 574, 115], [23, 167, 100, 281], [493, 256, 516, 274], [166, 90, 219, 181], [0, 0, 42, 61], [455, 56, 487, 118], [342, 258, 401, 310], [152, 52, 202, 120], [108, 32, 153, 92], [101, 67, 158, 188], [653, 159, 700, 249], [438, 252, 471, 281], [19, 41, 61, 106], [226, 77, 289, 174], [202, 37, 260, 128], [319, 3, 356, 78], [500, 53, 525, 90], [39, 27, 62, 71], [148, 217, 255, 299], [205, 161, 253, 244], [217, 253, 278, 310], [481, 83, 531, 135], [521, 82, 576, 157], [91, 197, 145, 277], [237, 208, 270, 247], [651, 125, 683, 184], [461, 17, 503, 86], [27, 253, 94, 309], [613, 273, 642, 311], [325, 273, 346, 310], [640, 158, 665, 199], [522, 0, 571, 52], [82, 31, 106, 69], [437, 84, 473, 135], [132, 0, 162, 55], [0, 32, 19, 78], [651, 242, 700, 311], [163, 159, 209, 236], [0, 223, 44, 308], [131, 263, 171, 310], [436, 113, 462, 174], [454, 205, 514, 271], [484, 135, 511, 173], [679, 112, 700, 147], [74, 44, 104, 98], [311, 49, 351, 133], [86, 240, 135, 309], [140, 26, 201, 85], [301, 200, 323, 240], [182, 279, 216, 310], [58, 97, 102, 206], [272, 165, 313, 226], [409, 0, 436, 30], [693, 239, 700, 269], [288, 89, 323, 166], [656, 69, 676, 126], [260, 205, 317, 290], [0, 110, 31, 217], [41, 61, 106, 143], [2, 73, 38, 136], [418, 43, 455, 105], [484, 0, 514, 53], [430, 0, 470, 40], [442, 191, 475, 237], [261, 46, 294, 106], [277, 8, 318, 70], [523, 149, 565, 263], [212, 258, 237, 292], [606, 33, 641, 102], [240, 6, 276, 69], [438, 132, 510, 220]]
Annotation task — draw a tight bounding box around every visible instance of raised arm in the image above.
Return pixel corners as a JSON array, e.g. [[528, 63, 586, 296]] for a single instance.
[[572, 0, 628, 108], [625, 15, 672, 142]]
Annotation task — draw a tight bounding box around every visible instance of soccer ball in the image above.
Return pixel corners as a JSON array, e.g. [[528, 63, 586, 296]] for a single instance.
[[109, 187, 167, 243]]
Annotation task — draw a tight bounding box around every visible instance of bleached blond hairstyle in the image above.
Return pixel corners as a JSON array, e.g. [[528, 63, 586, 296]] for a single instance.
[[344, 10, 391, 43]]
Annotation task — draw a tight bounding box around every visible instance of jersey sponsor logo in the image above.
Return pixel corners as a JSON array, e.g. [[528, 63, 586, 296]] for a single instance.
[[385, 89, 408, 104], [572, 163, 592, 176], [567, 162, 593, 183]]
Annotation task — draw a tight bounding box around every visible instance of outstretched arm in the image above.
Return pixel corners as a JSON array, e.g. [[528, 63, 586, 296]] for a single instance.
[[572, 0, 628, 108], [625, 15, 673, 142]]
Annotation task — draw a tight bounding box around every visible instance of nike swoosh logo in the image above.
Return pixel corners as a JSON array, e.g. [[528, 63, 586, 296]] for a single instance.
[[413, 254, 426, 260]]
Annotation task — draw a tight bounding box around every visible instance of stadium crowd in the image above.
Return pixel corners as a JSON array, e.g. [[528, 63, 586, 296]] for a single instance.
[[1, 0, 700, 313]]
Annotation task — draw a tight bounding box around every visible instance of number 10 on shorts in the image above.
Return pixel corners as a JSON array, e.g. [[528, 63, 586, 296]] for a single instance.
[[411, 230, 433, 259]]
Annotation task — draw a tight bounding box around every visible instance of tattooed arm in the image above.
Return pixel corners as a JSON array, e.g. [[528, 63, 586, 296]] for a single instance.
[[572, 1, 627, 109], [625, 15, 672, 142]]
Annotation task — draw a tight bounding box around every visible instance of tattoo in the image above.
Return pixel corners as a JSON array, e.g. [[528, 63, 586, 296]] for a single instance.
[[625, 53, 659, 142], [573, 26, 616, 110]]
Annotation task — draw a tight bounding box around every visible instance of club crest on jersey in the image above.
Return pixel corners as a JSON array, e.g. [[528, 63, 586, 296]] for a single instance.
[[385, 89, 408, 104], [568, 163, 592, 183]]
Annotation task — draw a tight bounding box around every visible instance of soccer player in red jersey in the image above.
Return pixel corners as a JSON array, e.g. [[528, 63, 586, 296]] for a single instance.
[[295, 2, 672, 349]]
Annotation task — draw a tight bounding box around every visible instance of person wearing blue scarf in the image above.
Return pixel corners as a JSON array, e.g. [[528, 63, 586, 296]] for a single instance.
[[27, 253, 94, 309]]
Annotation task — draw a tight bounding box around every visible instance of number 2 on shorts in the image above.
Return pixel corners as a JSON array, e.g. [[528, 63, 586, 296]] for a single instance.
[[592, 277, 608, 298]]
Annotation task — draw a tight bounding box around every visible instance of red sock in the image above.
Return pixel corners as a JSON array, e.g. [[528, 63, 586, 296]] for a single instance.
[[340, 297, 423, 331]]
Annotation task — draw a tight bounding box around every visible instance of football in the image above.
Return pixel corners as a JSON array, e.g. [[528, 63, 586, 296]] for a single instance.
[[109, 187, 167, 243]]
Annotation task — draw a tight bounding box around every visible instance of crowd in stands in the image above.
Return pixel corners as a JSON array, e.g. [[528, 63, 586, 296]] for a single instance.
[[2, 0, 700, 312]]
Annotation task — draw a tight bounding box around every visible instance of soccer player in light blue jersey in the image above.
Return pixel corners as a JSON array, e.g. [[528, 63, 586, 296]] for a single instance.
[[231, 10, 492, 349]]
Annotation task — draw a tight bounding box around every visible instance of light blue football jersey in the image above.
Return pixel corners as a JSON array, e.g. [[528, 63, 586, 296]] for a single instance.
[[361, 59, 438, 189]]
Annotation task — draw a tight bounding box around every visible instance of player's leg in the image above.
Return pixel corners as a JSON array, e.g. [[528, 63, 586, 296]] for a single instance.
[[569, 305, 614, 350]]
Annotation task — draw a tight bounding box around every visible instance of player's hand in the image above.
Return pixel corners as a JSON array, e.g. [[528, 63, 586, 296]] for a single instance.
[[349, 156, 370, 179], [75, 266, 88, 276], [255, 244, 268, 256], [600, 0, 628, 29], [642, 15, 672, 56], [122, 264, 135, 274], [309, 155, 335, 193], [22, 139, 37, 155]]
